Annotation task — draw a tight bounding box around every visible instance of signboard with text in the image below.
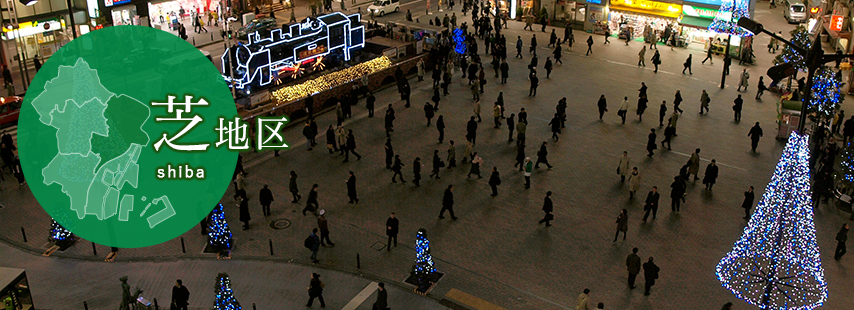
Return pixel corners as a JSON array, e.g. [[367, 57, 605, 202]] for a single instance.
[[830, 15, 844, 32]]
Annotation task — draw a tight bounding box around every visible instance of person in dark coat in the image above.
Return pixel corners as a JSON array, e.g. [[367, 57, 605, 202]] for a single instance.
[[500, 59, 510, 83], [391, 155, 405, 183], [585, 35, 594, 55], [597, 95, 608, 120], [424, 102, 435, 126], [535, 141, 553, 169], [466, 116, 479, 144], [614, 209, 628, 242], [325, 125, 338, 154], [306, 272, 325, 306], [303, 184, 319, 216], [544, 57, 553, 78], [366, 91, 376, 117], [548, 114, 561, 141], [642, 186, 660, 222], [302, 121, 315, 151], [431, 150, 443, 179], [289, 171, 301, 203], [436, 115, 446, 143], [658, 100, 668, 126], [844, 116, 854, 144], [670, 176, 685, 212], [646, 128, 657, 157], [748, 122, 763, 152], [742, 186, 755, 219], [259, 184, 274, 216], [643, 257, 660, 296], [374, 283, 389, 310], [836, 223, 849, 260], [384, 138, 394, 169], [171, 280, 190, 310], [626, 248, 641, 289], [538, 191, 554, 226], [529, 72, 539, 96], [238, 197, 250, 230], [488, 166, 501, 196], [703, 160, 719, 190], [432, 65, 442, 87], [733, 94, 744, 122], [637, 95, 648, 121], [413, 157, 423, 186], [384, 109, 395, 137], [386, 213, 399, 251], [33, 55, 42, 72], [439, 185, 457, 220], [507, 113, 516, 141], [344, 130, 362, 162], [515, 144, 526, 171], [317, 210, 334, 246], [346, 171, 358, 203]]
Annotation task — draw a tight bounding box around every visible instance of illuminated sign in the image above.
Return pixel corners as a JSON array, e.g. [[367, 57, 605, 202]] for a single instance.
[[2, 20, 65, 40], [682, 5, 718, 19], [830, 15, 844, 31], [610, 0, 682, 18], [104, 0, 132, 7], [222, 12, 365, 91]]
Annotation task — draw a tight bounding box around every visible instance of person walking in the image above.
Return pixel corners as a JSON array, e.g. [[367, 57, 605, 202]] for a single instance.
[[742, 186, 755, 219], [529, 72, 539, 96], [385, 213, 399, 251], [325, 125, 338, 154], [413, 157, 423, 186], [317, 210, 334, 246], [637, 95, 648, 121], [615, 96, 632, 124], [637, 46, 646, 67], [651, 50, 661, 73], [553, 44, 563, 64], [171, 280, 190, 310], [493, 103, 503, 128], [391, 155, 406, 183], [627, 167, 640, 198], [468, 152, 483, 178], [598, 95, 608, 121], [700, 90, 710, 114], [835, 223, 849, 260], [424, 102, 435, 126], [524, 157, 533, 188], [658, 100, 667, 126], [845, 116, 854, 144], [436, 115, 446, 142], [500, 59, 510, 83], [576, 289, 590, 310], [668, 111, 680, 137], [626, 248, 642, 289], [682, 54, 692, 74], [289, 171, 301, 203], [489, 167, 501, 196], [431, 150, 444, 179], [384, 109, 395, 138], [535, 141, 554, 169], [507, 113, 516, 141], [336, 125, 347, 155], [748, 122, 763, 152], [238, 196, 250, 230], [642, 257, 660, 296], [466, 116, 479, 144], [737, 69, 750, 91], [661, 124, 675, 150], [384, 138, 394, 169], [833, 110, 845, 136], [733, 94, 744, 122], [516, 119, 528, 146], [439, 185, 458, 220], [688, 148, 701, 180], [617, 151, 631, 182], [374, 282, 389, 310], [646, 129, 657, 157], [544, 57, 553, 78], [670, 176, 685, 212], [613, 209, 628, 242], [346, 171, 358, 203], [516, 36, 524, 58], [756, 76, 767, 99], [307, 228, 321, 263], [702, 44, 714, 64], [305, 273, 326, 307], [586, 35, 594, 55], [344, 130, 362, 162], [703, 160, 719, 190], [722, 302, 733, 310], [447, 141, 457, 168], [259, 184, 274, 216], [538, 191, 554, 226], [672, 90, 684, 114], [642, 186, 660, 222]]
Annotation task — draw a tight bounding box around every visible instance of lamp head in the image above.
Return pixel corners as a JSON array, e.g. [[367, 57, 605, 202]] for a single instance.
[[736, 17, 763, 35]]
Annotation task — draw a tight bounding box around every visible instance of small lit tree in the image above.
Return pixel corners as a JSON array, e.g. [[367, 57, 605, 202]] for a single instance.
[[208, 204, 233, 259], [214, 273, 242, 310], [807, 66, 844, 122], [773, 25, 811, 72], [49, 219, 73, 243]]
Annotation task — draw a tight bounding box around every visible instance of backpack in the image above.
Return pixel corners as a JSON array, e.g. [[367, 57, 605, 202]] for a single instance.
[[304, 235, 314, 249]]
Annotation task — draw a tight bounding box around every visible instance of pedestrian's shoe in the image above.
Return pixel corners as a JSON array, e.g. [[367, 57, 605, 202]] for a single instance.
[[439, 216, 445, 219], [452, 217, 459, 220]]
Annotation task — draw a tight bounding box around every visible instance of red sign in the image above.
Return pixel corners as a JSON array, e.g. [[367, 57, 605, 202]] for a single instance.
[[831, 15, 844, 31]]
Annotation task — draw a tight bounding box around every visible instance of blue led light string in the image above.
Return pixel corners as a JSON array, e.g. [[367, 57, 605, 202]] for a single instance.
[[715, 132, 828, 309], [214, 273, 242, 310], [413, 229, 436, 277], [774, 25, 811, 72], [208, 204, 233, 249], [708, 0, 753, 36], [807, 66, 843, 121], [49, 219, 72, 241], [453, 28, 467, 55]]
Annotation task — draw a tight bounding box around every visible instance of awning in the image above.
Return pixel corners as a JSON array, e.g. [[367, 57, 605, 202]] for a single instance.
[[678, 16, 712, 29]]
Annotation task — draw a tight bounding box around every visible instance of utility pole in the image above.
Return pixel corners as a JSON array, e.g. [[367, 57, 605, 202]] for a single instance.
[[720, 34, 730, 89]]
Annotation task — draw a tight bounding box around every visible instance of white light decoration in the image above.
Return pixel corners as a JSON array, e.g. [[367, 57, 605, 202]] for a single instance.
[[715, 132, 828, 309], [221, 12, 365, 91]]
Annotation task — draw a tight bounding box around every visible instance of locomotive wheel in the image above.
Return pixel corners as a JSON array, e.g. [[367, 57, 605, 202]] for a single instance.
[[380, 10, 385, 16]]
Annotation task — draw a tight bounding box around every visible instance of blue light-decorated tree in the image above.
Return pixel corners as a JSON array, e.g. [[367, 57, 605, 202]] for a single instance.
[[49, 219, 72, 242], [774, 25, 811, 72], [413, 229, 436, 278], [453, 28, 467, 56], [708, 0, 753, 37], [716, 132, 828, 309], [214, 273, 242, 310], [837, 142, 854, 189], [208, 204, 233, 259], [807, 66, 844, 122]]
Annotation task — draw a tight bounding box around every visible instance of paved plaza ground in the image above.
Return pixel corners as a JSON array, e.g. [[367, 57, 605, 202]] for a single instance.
[[2, 2, 854, 309]]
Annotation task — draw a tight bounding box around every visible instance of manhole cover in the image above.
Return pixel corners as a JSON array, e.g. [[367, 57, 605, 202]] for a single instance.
[[270, 219, 291, 229]]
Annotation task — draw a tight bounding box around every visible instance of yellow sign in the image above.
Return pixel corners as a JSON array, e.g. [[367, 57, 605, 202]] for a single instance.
[[3, 19, 66, 33], [610, 0, 682, 18]]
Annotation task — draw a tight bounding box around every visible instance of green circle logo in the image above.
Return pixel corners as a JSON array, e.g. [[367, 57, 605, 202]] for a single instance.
[[18, 26, 238, 248]]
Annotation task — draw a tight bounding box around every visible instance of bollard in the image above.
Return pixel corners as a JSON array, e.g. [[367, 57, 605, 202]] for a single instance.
[[83, 301, 89, 310], [269, 239, 274, 256], [193, 38, 196, 45], [211, 33, 214, 41], [253, 303, 257, 310], [20, 227, 26, 243], [357, 252, 361, 269], [153, 298, 159, 310], [92, 242, 97, 256], [181, 237, 186, 253]]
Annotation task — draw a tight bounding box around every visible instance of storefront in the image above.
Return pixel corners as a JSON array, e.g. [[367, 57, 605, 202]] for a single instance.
[[1, 19, 66, 60], [149, 0, 220, 26], [108, 1, 140, 25], [608, 0, 682, 41], [678, 4, 719, 46], [0, 267, 34, 310], [553, 0, 586, 23]]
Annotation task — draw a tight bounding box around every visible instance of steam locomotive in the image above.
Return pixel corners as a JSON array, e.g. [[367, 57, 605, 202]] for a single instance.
[[221, 12, 366, 92]]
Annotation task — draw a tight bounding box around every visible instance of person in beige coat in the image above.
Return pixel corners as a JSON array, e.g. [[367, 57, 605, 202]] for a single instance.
[[576, 289, 590, 310], [473, 101, 482, 122], [627, 167, 641, 198], [493, 103, 502, 128], [617, 151, 631, 182], [688, 148, 701, 180], [462, 139, 474, 162]]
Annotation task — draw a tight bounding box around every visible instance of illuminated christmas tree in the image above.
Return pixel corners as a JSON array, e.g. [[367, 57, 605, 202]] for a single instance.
[[716, 132, 828, 309], [413, 228, 436, 279], [708, 0, 753, 36], [49, 219, 72, 242], [807, 66, 844, 122], [837, 142, 854, 188], [214, 273, 242, 310], [208, 204, 233, 250], [453, 28, 467, 55], [774, 25, 811, 72]]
